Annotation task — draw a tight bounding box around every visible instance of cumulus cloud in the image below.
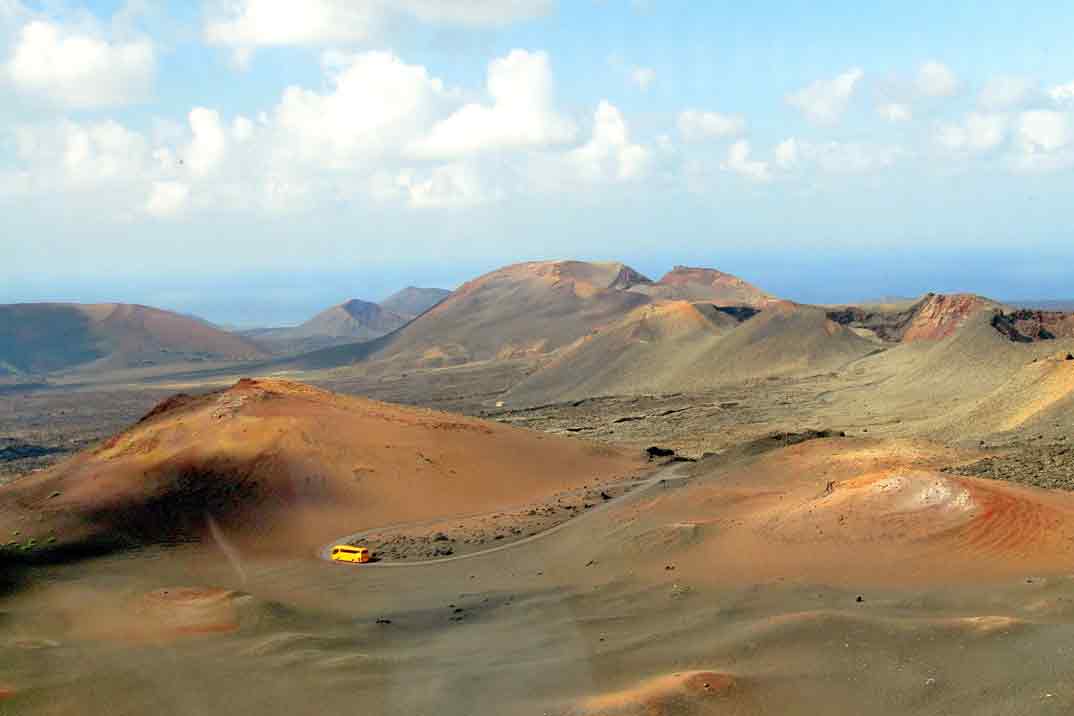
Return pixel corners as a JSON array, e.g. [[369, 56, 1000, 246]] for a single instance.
[[6, 20, 155, 108], [275, 50, 450, 167], [979, 75, 1037, 110], [721, 140, 770, 181], [787, 68, 863, 125], [1011, 110, 1074, 172], [205, 0, 552, 65], [145, 181, 190, 217], [1017, 110, 1071, 153], [396, 163, 493, 208], [677, 110, 745, 141], [570, 101, 649, 182], [935, 113, 1008, 153], [185, 108, 230, 176], [14, 119, 151, 186], [916, 60, 959, 98], [409, 50, 576, 159]]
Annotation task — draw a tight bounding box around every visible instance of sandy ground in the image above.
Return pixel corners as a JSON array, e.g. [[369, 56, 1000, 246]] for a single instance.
[[5, 319, 1074, 714], [9, 437, 1074, 715]]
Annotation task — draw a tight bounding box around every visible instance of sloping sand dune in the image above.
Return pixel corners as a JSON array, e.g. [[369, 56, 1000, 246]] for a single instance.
[[587, 437, 1074, 586]]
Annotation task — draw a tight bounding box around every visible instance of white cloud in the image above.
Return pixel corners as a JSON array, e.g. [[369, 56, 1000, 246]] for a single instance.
[[630, 66, 656, 91], [979, 75, 1037, 110], [916, 60, 959, 98], [570, 100, 649, 182], [14, 119, 151, 186], [1049, 81, 1074, 106], [1011, 110, 1074, 172], [774, 138, 798, 168], [787, 68, 863, 125], [721, 140, 769, 182], [878, 102, 912, 123], [677, 110, 745, 141], [936, 113, 1007, 153], [145, 181, 190, 217], [186, 108, 229, 176], [275, 50, 450, 167], [6, 20, 154, 108], [396, 163, 492, 208], [205, 0, 552, 65], [205, 1, 379, 48], [1017, 110, 1070, 153], [409, 50, 576, 159]]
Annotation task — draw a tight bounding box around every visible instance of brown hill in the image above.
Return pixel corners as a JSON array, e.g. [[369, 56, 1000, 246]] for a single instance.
[[288, 261, 781, 374], [245, 299, 410, 354], [378, 286, 451, 318], [291, 260, 657, 371], [635, 265, 775, 307], [586, 436, 1074, 586], [0, 303, 266, 375], [506, 302, 877, 405], [820, 308, 1074, 442], [0, 379, 643, 557]]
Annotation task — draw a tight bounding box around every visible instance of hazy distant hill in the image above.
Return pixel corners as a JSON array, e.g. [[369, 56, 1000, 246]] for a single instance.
[[0, 303, 267, 375], [242, 299, 411, 355], [379, 287, 451, 318], [1007, 299, 1074, 312]]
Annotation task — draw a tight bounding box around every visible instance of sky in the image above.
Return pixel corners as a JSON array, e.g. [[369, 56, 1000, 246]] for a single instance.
[[3, 1, 1074, 325]]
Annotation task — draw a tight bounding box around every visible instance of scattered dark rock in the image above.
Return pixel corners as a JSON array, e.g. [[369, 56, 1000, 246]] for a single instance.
[[1067, 353, 1074, 361], [646, 446, 676, 459], [376, 618, 392, 625], [856, 595, 864, 603], [0, 441, 66, 463], [600, 491, 611, 500]]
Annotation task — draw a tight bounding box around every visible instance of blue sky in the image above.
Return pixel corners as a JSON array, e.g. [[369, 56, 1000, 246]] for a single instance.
[[3, 1, 1074, 325]]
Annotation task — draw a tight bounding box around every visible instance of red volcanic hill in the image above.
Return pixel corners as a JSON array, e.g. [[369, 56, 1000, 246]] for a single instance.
[[0, 379, 644, 557], [291, 260, 656, 370], [0, 303, 266, 374], [289, 260, 777, 372], [636, 266, 776, 307]]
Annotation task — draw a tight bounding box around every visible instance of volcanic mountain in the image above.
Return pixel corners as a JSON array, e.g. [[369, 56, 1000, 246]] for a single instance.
[[245, 299, 411, 354], [378, 286, 451, 319], [290, 260, 775, 372], [635, 265, 776, 307], [506, 301, 877, 404], [0, 303, 266, 375], [291, 261, 656, 370], [0, 379, 643, 557]]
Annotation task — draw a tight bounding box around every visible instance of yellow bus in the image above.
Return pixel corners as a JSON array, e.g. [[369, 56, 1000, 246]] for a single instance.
[[331, 545, 371, 564]]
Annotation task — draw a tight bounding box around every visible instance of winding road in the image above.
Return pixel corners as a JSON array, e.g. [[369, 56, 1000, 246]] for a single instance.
[[318, 462, 694, 567]]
